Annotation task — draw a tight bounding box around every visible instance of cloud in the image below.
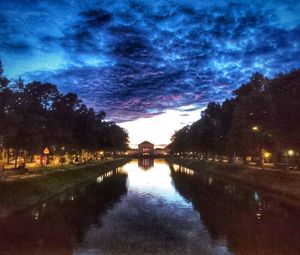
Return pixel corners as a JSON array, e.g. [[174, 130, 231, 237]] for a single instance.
[[81, 9, 112, 27], [1, 0, 300, 122], [1, 41, 32, 54]]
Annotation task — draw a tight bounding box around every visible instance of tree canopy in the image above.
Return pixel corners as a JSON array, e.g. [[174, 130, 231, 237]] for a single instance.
[[170, 69, 300, 162], [0, 61, 129, 156]]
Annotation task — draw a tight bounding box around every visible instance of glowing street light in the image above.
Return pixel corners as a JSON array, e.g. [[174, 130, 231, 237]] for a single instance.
[[287, 149, 295, 157], [263, 151, 271, 159], [251, 125, 263, 165], [287, 149, 295, 169]]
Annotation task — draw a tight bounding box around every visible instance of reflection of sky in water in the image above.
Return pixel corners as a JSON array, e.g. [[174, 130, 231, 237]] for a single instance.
[[123, 159, 186, 204], [74, 160, 233, 255]]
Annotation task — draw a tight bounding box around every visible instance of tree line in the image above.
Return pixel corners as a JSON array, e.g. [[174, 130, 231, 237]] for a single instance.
[[0, 61, 129, 162], [170, 69, 300, 165]]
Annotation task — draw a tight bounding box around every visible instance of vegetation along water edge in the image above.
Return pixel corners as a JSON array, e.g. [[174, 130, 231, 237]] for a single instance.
[[168, 157, 300, 206], [0, 158, 130, 211]]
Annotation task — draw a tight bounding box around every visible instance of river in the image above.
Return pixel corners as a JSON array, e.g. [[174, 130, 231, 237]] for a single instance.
[[0, 159, 299, 255]]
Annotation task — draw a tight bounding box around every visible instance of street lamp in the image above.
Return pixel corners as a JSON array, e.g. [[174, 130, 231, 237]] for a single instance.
[[263, 151, 271, 163], [287, 149, 295, 169], [287, 149, 295, 157], [264, 151, 271, 158], [251, 125, 263, 166]]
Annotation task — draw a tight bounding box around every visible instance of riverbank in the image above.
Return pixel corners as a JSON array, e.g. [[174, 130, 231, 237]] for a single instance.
[[168, 157, 300, 204], [1, 158, 124, 182], [0, 158, 130, 210]]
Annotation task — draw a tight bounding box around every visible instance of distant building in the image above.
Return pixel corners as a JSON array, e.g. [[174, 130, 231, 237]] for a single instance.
[[138, 141, 154, 156]]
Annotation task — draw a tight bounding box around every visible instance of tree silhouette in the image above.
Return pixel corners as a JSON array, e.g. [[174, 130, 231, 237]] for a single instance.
[[0, 62, 129, 164], [170, 69, 300, 166]]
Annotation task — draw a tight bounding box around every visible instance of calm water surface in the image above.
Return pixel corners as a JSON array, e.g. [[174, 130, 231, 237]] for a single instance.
[[0, 159, 299, 255]]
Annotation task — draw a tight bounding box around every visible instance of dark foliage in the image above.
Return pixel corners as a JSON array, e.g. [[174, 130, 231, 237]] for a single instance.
[[0, 61, 129, 156], [170, 69, 300, 162]]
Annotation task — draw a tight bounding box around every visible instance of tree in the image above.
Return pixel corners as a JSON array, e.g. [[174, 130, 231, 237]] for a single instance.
[[170, 125, 191, 154], [228, 73, 272, 164], [0, 62, 13, 161], [97, 121, 129, 152], [0, 61, 130, 163], [0, 61, 10, 90], [169, 71, 300, 164], [267, 69, 300, 155]]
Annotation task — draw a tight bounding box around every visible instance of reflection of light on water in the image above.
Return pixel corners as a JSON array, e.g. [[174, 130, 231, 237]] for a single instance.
[[96, 168, 126, 184], [32, 211, 39, 221], [172, 164, 195, 176], [138, 158, 154, 170], [122, 160, 182, 202], [116, 167, 126, 174], [173, 164, 180, 172], [69, 195, 74, 201], [76, 159, 235, 255], [224, 184, 235, 194], [97, 176, 104, 183], [256, 208, 263, 220], [97, 171, 113, 183], [254, 192, 260, 202], [106, 171, 113, 178]]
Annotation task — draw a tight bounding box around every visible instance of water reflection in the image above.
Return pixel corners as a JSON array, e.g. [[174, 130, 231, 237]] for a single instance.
[[0, 168, 128, 255], [75, 160, 232, 255], [173, 164, 195, 176], [138, 158, 154, 170], [170, 163, 300, 255], [0, 160, 299, 255], [96, 167, 126, 183]]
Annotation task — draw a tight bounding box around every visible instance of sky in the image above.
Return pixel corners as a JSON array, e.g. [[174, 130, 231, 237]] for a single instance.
[[1, 0, 300, 147]]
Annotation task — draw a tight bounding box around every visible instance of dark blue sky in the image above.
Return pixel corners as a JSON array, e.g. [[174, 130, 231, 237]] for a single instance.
[[1, 0, 300, 123]]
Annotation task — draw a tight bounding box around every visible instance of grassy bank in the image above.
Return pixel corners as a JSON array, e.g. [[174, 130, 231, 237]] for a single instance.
[[0, 159, 130, 208], [168, 157, 300, 204]]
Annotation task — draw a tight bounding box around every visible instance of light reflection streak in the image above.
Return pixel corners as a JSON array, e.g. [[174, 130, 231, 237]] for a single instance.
[[172, 164, 195, 176], [96, 167, 126, 184]]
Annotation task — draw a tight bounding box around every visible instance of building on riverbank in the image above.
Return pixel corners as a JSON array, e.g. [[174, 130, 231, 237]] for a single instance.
[[126, 142, 170, 158], [138, 141, 154, 156]]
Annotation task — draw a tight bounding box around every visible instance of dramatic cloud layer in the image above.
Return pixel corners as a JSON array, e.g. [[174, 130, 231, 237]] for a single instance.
[[1, 0, 300, 122]]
